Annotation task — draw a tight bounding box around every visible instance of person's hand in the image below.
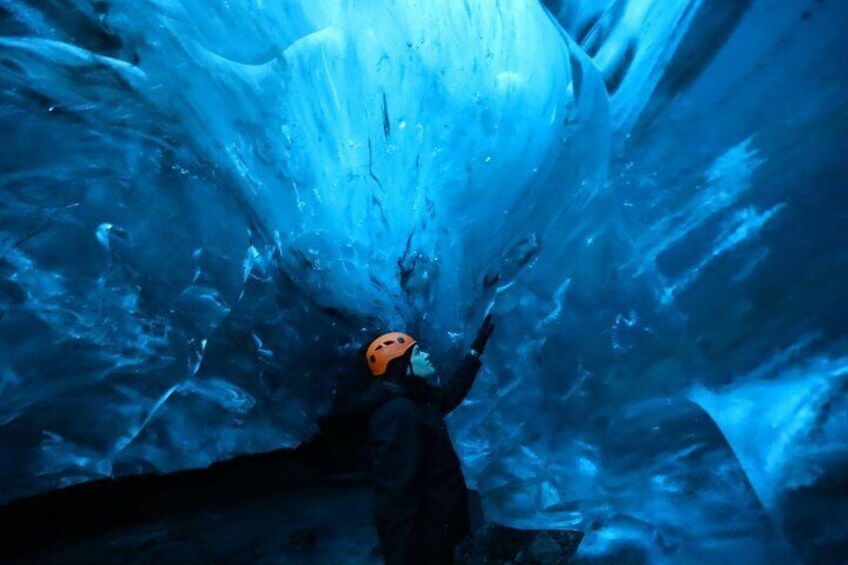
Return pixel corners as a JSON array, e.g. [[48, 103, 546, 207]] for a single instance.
[[471, 314, 495, 355]]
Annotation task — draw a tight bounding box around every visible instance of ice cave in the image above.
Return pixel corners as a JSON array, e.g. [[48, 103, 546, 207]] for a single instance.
[[0, 0, 846, 563]]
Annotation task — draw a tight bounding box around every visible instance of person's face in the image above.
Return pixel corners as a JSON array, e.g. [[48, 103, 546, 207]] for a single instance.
[[409, 345, 436, 379]]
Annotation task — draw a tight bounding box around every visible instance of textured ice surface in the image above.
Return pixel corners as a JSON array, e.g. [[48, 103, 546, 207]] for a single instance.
[[1, 0, 847, 562], [0, 0, 607, 500]]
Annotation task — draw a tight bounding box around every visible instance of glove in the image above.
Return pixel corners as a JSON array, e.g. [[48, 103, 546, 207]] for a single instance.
[[471, 314, 495, 356]]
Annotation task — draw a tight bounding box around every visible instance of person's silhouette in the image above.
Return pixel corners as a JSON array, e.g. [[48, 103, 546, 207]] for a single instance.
[[363, 316, 495, 564]]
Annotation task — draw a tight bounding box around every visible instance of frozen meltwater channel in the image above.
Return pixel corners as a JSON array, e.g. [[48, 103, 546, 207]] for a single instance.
[[2, 0, 847, 563]]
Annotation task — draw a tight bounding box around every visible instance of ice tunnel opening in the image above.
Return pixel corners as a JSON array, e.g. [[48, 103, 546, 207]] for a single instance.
[[2, 0, 847, 563]]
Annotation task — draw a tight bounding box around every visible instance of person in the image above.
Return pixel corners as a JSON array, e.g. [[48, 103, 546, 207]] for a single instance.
[[364, 315, 495, 565]]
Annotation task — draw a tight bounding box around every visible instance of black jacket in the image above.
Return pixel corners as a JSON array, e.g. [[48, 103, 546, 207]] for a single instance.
[[367, 353, 482, 565]]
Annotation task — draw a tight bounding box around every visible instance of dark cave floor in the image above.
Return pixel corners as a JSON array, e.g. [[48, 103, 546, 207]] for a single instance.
[[8, 481, 381, 564], [0, 414, 586, 564]]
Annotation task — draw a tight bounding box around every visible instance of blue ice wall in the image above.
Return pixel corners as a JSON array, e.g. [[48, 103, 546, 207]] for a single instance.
[[1, 0, 847, 562]]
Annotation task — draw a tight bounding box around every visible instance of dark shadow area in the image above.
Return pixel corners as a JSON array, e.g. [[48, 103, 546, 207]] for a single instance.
[[0, 412, 373, 561]]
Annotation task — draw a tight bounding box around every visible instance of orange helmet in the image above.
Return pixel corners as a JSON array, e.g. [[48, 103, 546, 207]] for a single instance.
[[366, 332, 416, 377]]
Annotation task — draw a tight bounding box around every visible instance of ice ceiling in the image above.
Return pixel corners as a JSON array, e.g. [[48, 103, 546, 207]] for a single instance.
[[1, 0, 846, 562]]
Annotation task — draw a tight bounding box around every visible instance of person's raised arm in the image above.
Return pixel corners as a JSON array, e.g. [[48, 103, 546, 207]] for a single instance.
[[438, 315, 495, 414]]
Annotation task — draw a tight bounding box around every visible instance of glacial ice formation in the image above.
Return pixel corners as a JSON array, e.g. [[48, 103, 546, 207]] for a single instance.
[[1, 0, 846, 562]]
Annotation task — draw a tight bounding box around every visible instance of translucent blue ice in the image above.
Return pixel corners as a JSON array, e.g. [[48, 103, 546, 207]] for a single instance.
[[1, 0, 847, 562]]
